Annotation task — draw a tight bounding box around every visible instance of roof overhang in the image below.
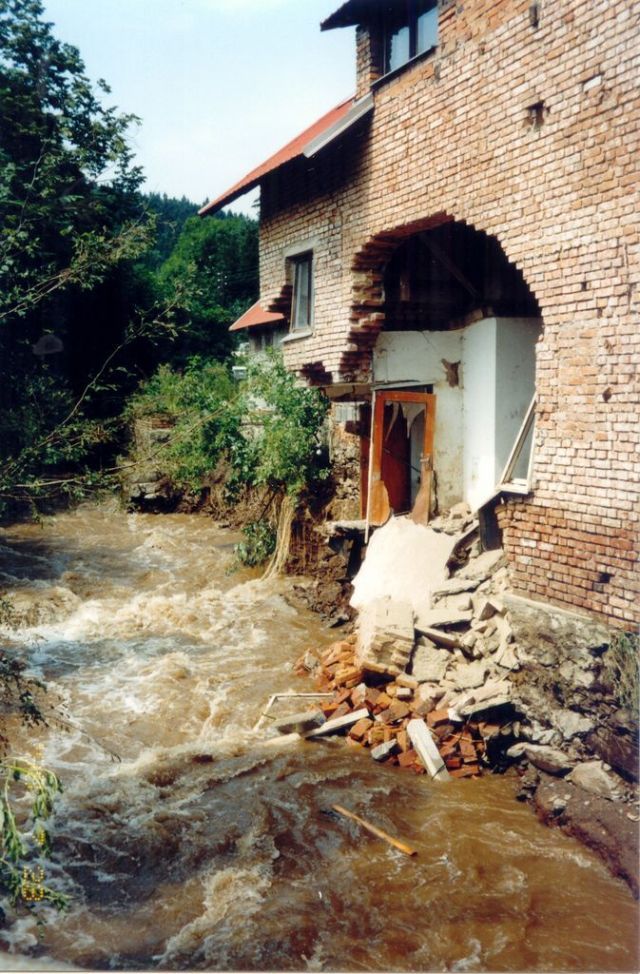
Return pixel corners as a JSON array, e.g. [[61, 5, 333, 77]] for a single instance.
[[200, 93, 373, 216], [229, 302, 285, 333], [321, 0, 382, 31], [303, 92, 373, 157]]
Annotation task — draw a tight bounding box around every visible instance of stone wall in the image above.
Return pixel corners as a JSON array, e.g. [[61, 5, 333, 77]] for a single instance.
[[255, 0, 638, 627]]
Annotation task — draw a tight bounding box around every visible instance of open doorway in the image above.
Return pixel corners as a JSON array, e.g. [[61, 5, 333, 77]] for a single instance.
[[362, 390, 435, 525]]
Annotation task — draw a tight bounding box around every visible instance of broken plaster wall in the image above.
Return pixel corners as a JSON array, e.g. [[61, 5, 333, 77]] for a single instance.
[[373, 318, 539, 512], [374, 330, 463, 510]]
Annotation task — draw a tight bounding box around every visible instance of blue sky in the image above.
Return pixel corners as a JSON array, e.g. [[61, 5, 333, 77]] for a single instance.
[[42, 0, 356, 213]]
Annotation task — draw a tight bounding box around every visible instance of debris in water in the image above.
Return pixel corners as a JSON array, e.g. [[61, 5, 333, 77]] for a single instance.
[[329, 803, 417, 857]]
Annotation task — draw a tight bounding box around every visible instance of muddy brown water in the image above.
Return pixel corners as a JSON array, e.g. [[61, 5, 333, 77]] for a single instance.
[[0, 505, 637, 973]]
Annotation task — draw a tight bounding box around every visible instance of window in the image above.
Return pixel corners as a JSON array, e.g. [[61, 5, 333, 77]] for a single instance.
[[383, 0, 438, 75], [291, 252, 313, 330]]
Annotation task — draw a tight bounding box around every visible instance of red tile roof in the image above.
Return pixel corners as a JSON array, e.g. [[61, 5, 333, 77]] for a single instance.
[[229, 301, 285, 333], [199, 97, 355, 216]]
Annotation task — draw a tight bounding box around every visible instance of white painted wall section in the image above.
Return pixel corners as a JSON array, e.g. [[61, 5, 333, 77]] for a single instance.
[[462, 318, 498, 511], [374, 331, 464, 509]]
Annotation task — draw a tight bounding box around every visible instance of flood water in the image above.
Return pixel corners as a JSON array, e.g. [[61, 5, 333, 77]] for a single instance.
[[0, 504, 637, 973]]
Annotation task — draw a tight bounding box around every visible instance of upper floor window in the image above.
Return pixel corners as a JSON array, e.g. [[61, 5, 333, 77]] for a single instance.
[[383, 0, 438, 75], [291, 252, 314, 330]]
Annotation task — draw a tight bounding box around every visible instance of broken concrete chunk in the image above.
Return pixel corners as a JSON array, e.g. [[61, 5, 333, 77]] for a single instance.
[[272, 710, 326, 735], [449, 660, 487, 691], [416, 627, 461, 649], [567, 760, 621, 800], [407, 719, 450, 781], [440, 593, 473, 612], [356, 596, 415, 675], [431, 577, 481, 599], [411, 642, 450, 683], [306, 708, 370, 739], [371, 739, 400, 762], [457, 548, 506, 581], [414, 607, 473, 631], [494, 643, 520, 670], [473, 595, 505, 621]]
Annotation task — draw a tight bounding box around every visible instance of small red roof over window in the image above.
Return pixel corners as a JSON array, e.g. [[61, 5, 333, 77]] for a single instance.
[[199, 97, 355, 216], [229, 302, 285, 333]]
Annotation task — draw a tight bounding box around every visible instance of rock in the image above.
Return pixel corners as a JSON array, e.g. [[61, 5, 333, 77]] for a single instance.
[[449, 660, 487, 691], [567, 761, 622, 801], [559, 660, 595, 688], [457, 548, 506, 581], [553, 709, 595, 741], [272, 710, 326, 735], [411, 642, 450, 683], [588, 726, 639, 782], [502, 593, 611, 668], [371, 739, 400, 762], [523, 745, 575, 776]]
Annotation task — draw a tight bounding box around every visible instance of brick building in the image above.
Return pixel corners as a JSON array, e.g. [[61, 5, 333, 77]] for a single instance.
[[203, 0, 639, 628]]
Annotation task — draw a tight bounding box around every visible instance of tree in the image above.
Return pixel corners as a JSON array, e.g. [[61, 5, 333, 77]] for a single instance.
[[157, 213, 259, 363], [0, 0, 168, 512]]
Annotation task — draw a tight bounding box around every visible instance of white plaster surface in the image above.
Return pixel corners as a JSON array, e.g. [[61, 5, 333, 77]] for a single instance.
[[350, 516, 457, 612], [372, 319, 540, 512]]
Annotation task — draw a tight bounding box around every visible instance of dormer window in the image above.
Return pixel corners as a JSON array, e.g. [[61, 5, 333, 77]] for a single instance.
[[383, 0, 438, 75]]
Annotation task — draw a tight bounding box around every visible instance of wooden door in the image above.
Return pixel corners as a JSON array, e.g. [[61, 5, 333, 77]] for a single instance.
[[367, 391, 436, 527]]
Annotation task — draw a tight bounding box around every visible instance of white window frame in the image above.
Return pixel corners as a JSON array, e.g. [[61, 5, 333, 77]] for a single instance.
[[497, 395, 537, 494]]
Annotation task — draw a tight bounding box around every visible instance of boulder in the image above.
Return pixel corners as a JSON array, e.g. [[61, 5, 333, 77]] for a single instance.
[[523, 745, 575, 776], [567, 761, 622, 801]]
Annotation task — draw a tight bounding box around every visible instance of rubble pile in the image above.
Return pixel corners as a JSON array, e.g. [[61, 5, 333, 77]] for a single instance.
[[293, 635, 488, 780], [289, 532, 638, 803]]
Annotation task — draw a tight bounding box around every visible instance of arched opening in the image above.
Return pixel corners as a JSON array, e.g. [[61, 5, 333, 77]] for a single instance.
[[362, 219, 542, 521]]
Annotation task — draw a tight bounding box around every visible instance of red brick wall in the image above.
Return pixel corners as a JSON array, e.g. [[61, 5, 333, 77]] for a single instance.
[[256, 0, 639, 627]]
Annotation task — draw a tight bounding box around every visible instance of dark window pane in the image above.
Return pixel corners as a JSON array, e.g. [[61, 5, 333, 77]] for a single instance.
[[292, 255, 313, 329], [416, 5, 438, 53], [386, 23, 410, 72]]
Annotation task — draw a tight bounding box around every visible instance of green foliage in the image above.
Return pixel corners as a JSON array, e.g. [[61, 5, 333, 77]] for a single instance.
[[234, 520, 277, 567], [238, 352, 330, 499], [0, 649, 48, 748], [127, 358, 239, 491], [127, 351, 330, 503], [0, 759, 67, 912], [157, 213, 258, 363]]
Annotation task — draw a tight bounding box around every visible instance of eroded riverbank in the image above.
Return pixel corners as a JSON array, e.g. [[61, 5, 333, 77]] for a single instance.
[[0, 505, 637, 972]]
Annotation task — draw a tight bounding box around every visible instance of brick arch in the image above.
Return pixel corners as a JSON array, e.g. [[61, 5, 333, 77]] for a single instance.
[[338, 211, 543, 382]]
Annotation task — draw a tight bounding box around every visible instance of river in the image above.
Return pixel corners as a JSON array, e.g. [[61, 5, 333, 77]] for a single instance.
[[0, 505, 637, 972]]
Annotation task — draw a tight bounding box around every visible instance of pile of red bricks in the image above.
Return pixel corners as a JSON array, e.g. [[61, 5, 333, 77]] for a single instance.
[[295, 636, 486, 779]]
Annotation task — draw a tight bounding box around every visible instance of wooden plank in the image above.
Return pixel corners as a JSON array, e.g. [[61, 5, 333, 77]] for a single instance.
[[407, 719, 450, 781], [331, 804, 417, 857]]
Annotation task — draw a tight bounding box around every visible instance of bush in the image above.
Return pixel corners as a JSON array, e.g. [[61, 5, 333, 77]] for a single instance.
[[234, 520, 277, 567]]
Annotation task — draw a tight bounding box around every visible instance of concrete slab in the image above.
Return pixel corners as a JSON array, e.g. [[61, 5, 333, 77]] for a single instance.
[[350, 516, 459, 613]]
